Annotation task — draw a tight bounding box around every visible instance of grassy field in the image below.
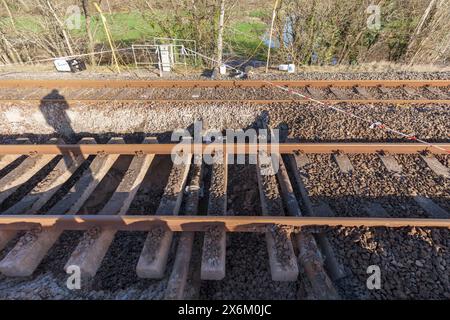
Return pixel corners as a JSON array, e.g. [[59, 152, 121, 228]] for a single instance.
[[1, 9, 269, 54], [226, 21, 268, 59]]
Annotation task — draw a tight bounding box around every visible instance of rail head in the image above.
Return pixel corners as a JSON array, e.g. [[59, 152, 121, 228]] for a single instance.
[[0, 143, 448, 155], [2, 99, 450, 104], [0, 215, 449, 232]]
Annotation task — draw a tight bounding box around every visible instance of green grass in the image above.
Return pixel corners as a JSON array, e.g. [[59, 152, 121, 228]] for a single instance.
[[68, 12, 159, 44], [0, 15, 43, 32], [93, 12, 159, 43], [1, 11, 269, 59], [249, 9, 269, 19], [1, 12, 160, 44], [226, 21, 268, 59]]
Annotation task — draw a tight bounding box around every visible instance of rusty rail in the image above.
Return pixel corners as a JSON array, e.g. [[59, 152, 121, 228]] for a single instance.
[[0, 79, 449, 88], [0, 215, 448, 231], [2, 99, 450, 105], [0, 143, 448, 155]]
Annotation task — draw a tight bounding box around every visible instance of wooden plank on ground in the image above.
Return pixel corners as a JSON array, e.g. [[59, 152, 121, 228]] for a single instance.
[[309, 205, 347, 284], [201, 152, 228, 280], [329, 87, 348, 100], [305, 86, 326, 99], [293, 151, 310, 169], [0, 138, 30, 171], [63, 137, 157, 279], [4, 137, 95, 215], [420, 154, 449, 178], [288, 153, 314, 214], [378, 86, 391, 95], [333, 153, 354, 173], [313, 202, 335, 217], [277, 154, 341, 296], [0, 138, 94, 251], [136, 152, 192, 279], [0, 138, 61, 207], [414, 196, 449, 219], [354, 86, 371, 98], [378, 153, 402, 173], [256, 152, 298, 281], [165, 154, 203, 300], [0, 138, 124, 277], [402, 86, 421, 97], [289, 152, 346, 282], [363, 202, 390, 218]]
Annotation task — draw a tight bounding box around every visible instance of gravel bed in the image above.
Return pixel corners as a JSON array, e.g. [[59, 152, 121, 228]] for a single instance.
[[0, 145, 448, 300], [202, 161, 227, 268], [364, 86, 450, 100], [250, 71, 450, 81], [325, 226, 449, 299], [226, 160, 261, 216], [207, 162, 226, 215], [298, 154, 449, 218], [0, 72, 448, 300], [292, 153, 449, 299], [267, 102, 449, 142], [1, 100, 448, 143], [2, 86, 448, 101]]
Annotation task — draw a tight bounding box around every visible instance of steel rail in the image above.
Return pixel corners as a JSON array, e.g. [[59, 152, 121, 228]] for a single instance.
[[2, 99, 450, 104], [0, 143, 449, 155], [0, 215, 448, 231], [0, 79, 449, 88]]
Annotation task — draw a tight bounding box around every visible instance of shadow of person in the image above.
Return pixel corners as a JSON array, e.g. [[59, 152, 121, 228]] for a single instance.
[[39, 89, 89, 194], [39, 89, 76, 140]]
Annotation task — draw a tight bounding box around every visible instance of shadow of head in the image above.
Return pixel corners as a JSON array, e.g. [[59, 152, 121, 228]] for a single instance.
[[39, 89, 75, 138]]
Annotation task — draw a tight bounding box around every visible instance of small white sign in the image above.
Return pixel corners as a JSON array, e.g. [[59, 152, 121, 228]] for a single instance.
[[54, 59, 72, 72], [287, 64, 296, 73]]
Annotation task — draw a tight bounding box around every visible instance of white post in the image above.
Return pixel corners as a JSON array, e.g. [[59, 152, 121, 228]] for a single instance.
[[266, 0, 280, 73], [217, 0, 226, 69]]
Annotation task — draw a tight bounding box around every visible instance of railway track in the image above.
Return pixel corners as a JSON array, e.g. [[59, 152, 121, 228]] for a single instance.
[[0, 77, 449, 299], [0, 79, 449, 104], [0, 139, 448, 299]]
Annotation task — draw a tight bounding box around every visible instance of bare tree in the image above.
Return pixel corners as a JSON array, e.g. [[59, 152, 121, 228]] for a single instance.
[[81, 0, 96, 65], [46, 0, 75, 56], [1, 0, 17, 32], [216, 0, 225, 68]]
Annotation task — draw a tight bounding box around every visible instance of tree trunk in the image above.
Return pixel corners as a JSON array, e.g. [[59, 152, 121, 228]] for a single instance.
[[81, 0, 96, 65], [415, 0, 438, 35], [216, 0, 225, 68]]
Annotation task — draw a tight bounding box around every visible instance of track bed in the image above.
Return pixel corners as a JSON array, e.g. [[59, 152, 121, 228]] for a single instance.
[[0, 78, 448, 300]]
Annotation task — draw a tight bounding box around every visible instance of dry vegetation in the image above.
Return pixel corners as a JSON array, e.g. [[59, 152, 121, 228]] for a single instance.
[[0, 0, 448, 67], [271, 0, 450, 66]]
